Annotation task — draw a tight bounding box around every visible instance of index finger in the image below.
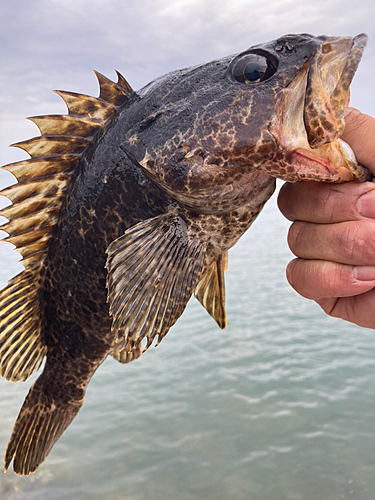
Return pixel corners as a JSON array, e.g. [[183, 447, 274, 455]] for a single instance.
[[277, 180, 375, 223]]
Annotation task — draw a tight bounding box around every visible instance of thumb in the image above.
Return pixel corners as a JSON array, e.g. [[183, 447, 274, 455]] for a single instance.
[[342, 107, 375, 175]]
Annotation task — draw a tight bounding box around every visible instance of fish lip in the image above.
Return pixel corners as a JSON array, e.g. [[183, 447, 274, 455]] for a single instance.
[[352, 33, 369, 49], [304, 34, 368, 149]]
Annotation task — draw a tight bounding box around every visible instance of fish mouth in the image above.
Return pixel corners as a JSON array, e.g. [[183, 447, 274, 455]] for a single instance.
[[272, 33, 370, 182]]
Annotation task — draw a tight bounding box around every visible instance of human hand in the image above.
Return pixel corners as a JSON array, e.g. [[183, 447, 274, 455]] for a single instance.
[[277, 107, 375, 328]]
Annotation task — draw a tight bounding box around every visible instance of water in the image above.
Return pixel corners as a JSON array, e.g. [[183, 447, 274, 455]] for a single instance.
[[1, 189, 375, 500]]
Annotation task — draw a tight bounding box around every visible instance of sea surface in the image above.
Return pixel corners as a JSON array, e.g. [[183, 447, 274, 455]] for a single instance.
[[0, 186, 375, 500]]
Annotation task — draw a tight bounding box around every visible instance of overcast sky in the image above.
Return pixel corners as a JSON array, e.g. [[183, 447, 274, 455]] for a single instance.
[[1, 0, 374, 191]]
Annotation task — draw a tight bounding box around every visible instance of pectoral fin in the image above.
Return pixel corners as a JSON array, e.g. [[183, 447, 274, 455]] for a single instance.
[[106, 212, 206, 355], [194, 252, 228, 329]]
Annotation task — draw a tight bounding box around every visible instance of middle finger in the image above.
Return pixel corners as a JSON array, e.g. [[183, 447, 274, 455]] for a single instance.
[[288, 219, 375, 266]]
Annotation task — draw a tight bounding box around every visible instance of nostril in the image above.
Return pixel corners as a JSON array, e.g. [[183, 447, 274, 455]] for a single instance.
[[322, 43, 332, 54]]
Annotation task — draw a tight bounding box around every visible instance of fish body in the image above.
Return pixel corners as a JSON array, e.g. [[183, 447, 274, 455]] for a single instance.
[[0, 33, 370, 475]]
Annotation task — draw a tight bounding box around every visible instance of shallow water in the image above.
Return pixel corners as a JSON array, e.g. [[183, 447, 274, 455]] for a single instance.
[[0, 189, 375, 500]]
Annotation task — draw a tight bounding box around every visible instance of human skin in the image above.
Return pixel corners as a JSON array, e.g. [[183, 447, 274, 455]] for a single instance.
[[277, 107, 375, 329]]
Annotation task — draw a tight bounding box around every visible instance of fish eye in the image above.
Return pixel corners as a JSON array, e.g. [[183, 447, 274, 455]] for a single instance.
[[231, 53, 278, 84]]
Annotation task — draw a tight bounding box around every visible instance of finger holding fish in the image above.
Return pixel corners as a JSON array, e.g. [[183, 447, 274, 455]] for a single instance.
[[278, 180, 375, 223], [286, 258, 375, 300], [287, 219, 375, 266], [285, 256, 375, 329]]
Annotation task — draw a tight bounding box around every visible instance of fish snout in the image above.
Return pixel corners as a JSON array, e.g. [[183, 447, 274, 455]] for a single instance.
[[304, 34, 368, 149]]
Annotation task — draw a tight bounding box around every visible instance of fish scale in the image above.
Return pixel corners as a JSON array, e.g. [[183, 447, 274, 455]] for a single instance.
[[0, 33, 370, 476]]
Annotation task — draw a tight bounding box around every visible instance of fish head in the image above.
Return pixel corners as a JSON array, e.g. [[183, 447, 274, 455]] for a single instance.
[[122, 33, 369, 214]]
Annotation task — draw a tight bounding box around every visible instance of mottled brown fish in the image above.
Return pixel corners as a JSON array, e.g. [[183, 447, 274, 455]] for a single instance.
[[0, 33, 370, 476]]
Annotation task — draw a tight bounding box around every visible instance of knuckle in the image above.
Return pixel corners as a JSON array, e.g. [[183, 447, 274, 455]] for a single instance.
[[338, 223, 360, 260], [321, 262, 351, 297], [319, 186, 344, 223], [317, 183, 363, 224], [344, 108, 370, 133], [349, 111, 363, 130], [338, 221, 375, 264]]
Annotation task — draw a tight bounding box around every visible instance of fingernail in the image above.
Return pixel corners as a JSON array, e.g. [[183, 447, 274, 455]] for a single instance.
[[353, 266, 375, 281], [357, 190, 375, 218]]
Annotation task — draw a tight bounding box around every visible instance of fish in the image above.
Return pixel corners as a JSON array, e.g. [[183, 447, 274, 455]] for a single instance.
[[0, 33, 370, 476]]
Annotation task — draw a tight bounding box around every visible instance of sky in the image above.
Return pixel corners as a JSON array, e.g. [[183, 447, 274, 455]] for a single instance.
[[0, 0, 374, 195]]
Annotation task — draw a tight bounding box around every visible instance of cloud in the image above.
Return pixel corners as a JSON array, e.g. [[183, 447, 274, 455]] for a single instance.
[[0, 0, 374, 181]]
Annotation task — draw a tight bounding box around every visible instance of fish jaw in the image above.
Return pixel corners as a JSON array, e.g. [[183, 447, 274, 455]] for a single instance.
[[268, 34, 371, 183]]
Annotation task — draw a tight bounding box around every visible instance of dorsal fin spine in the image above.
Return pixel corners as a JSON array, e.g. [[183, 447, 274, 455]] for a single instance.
[[115, 70, 133, 94], [27, 115, 103, 137], [94, 70, 131, 106], [0, 70, 133, 382], [10, 136, 91, 158], [1, 156, 80, 186], [53, 90, 116, 121]]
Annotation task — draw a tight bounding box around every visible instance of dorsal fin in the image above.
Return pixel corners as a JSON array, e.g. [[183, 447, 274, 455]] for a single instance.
[[0, 70, 134, 382]]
